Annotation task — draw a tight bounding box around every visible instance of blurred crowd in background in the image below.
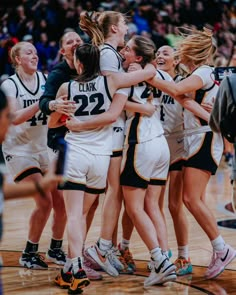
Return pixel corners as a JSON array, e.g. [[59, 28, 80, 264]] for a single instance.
[[0, 0, 236, 81]]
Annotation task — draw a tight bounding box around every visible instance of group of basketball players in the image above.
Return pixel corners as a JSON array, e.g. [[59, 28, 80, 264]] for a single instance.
[[1, 9, 236, 295]]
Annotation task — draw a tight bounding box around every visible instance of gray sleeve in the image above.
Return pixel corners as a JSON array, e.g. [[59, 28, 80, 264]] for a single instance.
[[209, 78, 231, 132]]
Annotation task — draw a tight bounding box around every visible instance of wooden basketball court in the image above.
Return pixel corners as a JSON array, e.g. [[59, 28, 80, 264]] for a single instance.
[[1, 161, 236, 294]]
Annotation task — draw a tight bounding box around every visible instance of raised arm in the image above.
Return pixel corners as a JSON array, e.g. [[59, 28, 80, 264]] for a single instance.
[[147, 74, 203, 97], [109, 63, 156, 94]]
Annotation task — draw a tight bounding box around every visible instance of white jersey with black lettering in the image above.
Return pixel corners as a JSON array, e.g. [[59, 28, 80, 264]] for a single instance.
[[100, 43, 125, 129], [117, 80, 164, 144], [1, 72, 47, 156], [65, 76, 113, 155], [158, 73, 184, 134], [184, 65, 218, 131]]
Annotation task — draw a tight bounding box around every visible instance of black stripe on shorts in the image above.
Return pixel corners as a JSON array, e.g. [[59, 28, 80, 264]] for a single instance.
[[169, 159, 186, 171], [120, 144, 148, 189], [184, 132, 218, 175], [149, 179, 166, 186], [15, 167, 42, 182], [58, 181, 86, 191], [111, 150, 123, 158]]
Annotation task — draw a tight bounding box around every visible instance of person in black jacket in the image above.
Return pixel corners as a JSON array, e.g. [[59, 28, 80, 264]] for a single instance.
[[39, 30, 103, 281]]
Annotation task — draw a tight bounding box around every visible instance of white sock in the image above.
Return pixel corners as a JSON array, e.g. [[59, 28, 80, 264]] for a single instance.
[[178, 245, 189, 259], [63, 257, 72, 273], [211, 235, 225, 252], [150, 247, 163, 262], [98, 238, 112, 252], [72, 256, 83, 274], [120, 238, 130, 250]]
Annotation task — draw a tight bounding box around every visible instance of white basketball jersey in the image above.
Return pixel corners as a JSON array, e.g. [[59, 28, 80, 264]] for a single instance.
[[158, 73, 184, 134], [100, 44, 125, 128], [117, 81, 164, 144], [2, 72, 48, 156], [65, 76, 113, 155], [184, 65, 218, 131]]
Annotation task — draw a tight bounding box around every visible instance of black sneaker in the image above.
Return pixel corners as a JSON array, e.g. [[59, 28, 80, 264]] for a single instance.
[[46, 248, 66, 265], [68, 270, 90, 294], [19, 252, 48, 269]]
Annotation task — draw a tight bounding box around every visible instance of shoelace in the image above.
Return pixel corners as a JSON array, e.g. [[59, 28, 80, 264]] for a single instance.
[[54, 249, 66, 259], [31, 253, 45, 262]]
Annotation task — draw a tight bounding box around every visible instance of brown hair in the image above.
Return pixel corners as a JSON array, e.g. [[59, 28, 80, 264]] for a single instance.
[[79, 10, 125, 46], [59, 29, 77, 48], [74, 43, 100, 82], [131, 35, 156, 67]]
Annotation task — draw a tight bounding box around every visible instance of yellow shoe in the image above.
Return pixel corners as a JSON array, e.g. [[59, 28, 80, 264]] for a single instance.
[[55, 269, 72, 289], [68, 269, 90, 294]]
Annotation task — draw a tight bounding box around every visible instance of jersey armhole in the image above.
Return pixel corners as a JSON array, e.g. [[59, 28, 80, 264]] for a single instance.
[[7, 78, 19, 98], [68, 81, 72, 101], [156, 70, 165, 80], [127, 86, 134, 101], [101, 47, 121, 70]]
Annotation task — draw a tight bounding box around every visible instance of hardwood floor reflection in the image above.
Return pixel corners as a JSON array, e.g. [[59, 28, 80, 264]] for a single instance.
[[1, 162, 236, 294]]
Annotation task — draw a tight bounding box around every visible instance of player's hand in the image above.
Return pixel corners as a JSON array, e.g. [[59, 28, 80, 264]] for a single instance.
[[38, 162, 63, 193], [143, 102, 156, 117], [65, 115, 81, 131], [201, 102, 213, 113], [49, 96, 76, 115], [128, 63, 142, 72]]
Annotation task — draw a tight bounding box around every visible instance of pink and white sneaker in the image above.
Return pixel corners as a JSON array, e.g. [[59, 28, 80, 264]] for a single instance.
[[205, 244, 236, 279], [83, 248, 101, 271]]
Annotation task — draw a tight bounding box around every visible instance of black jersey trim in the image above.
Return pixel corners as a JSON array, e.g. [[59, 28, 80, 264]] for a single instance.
[[101, 43, 122, 70], [42, 72, 47, 82], [68, 80, 72, 101], [127, 113, 141, 144], [16, 72, 40, 96], [8, 77, 19, 98], [104, 76, 112, 102], [156, 70, 165, 80]]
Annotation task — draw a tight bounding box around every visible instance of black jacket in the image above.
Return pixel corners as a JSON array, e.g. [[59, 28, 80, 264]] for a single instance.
[[39, 60, 77, 149]]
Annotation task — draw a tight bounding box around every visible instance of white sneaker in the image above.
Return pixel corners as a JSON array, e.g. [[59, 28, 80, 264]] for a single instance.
[[144, 256, 176, 287], [87, 244, 119, 277], [158, 272, 177, 284], [110, 246, 125, 271], [205, 244, 236, 279]]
